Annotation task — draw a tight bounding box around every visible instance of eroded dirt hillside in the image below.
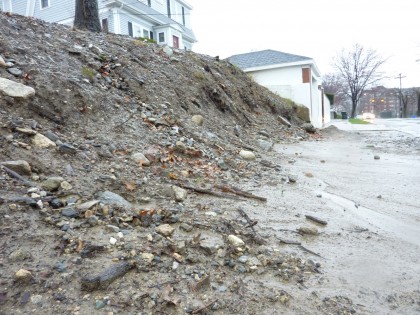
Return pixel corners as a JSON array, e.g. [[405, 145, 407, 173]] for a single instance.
[[0, 12, 357, 315]]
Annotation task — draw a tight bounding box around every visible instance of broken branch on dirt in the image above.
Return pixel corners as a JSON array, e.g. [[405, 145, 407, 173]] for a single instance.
[[191, 299, 218, 314], [177, 183, 243, 200], [2, 166, 36, 187], [217, 185, 267, 202], [305, 215, 328, 225], [299, 245, 323, 258], [81, 261, 135, 291], [278, 238, 301, 245]]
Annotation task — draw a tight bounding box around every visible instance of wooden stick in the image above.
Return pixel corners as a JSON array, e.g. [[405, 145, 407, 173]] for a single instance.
[[299, 245, 323, 258], [217, 185, 267, 202], [2, 166, 36, 187], [191, 299, 218, 314], [278, 238, 301, 245], [305, 215, 328, 225], [177, 183, 242, 200]]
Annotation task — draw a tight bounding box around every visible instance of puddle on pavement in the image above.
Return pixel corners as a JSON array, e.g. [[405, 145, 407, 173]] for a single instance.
[[320, 191, 420, 247]]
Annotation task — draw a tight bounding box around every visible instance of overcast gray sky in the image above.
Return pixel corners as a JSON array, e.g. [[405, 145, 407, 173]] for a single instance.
[[188, 0, 420, 88]]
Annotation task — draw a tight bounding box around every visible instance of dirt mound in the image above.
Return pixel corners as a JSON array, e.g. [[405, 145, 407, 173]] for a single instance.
[[0, 12, 353, 315]]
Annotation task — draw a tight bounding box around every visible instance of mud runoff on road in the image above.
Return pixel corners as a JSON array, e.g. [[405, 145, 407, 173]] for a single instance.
[[240, 126, 420, 315]]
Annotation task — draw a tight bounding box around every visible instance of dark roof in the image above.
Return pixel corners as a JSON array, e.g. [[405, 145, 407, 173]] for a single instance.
[[227, 49, 311, 69]]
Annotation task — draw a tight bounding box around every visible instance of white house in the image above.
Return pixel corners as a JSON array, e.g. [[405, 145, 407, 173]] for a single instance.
[[228, 49, 330, 128], [0, 0, 196, 50]]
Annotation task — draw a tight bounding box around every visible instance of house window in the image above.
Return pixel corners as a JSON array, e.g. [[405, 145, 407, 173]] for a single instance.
[[41, 0, 49, 9], [182, 7, 185, 25], [143, 29, 149, 38], [149, 31, 154, 40], [128, 22, 133, 37], [167, 0, 171, 18], [158, 32, 165, 43], [302, 68, 310, 83], [101, 19, 108, 33]]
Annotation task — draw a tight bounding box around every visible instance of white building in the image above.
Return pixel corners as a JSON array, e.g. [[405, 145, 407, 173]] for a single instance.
[[0, 0, 196, 50], [228, 49, 330, 128]]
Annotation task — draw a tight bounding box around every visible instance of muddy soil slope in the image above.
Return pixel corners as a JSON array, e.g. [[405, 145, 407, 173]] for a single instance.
[[0, 12, 356, 315]]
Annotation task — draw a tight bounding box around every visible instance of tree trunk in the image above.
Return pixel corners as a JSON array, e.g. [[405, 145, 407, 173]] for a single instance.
[[351, 101, 357, 118], [402, 95, 409, 118], [74, 0, 101, 32], [417, 91, 420, 117]]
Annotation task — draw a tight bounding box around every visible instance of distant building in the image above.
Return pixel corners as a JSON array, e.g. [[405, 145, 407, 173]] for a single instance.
[[0, 0, 196, 50], [228, 49, 330, 128], [359, 86, 418, 118]]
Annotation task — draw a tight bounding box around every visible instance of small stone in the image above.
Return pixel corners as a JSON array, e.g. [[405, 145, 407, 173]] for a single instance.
[[30, 295, 43, 304], [374, 155, 380, 160], [58, 143, 77, 154], [60, 181, 73, 191], [50, 198, 64, 209], [191, 115, 204, 126], [180, 223, 193, 232], [109, 237, 117, 245], [156, 224, 175, 237], [106, 225, 120, 233], [32, 133, 56, 148], [61, 207, 78, 218], [288, 174, 298, 183], [95, 300, 106, 310], [87, 215, 99, 226], [15, 269, 32, 282], [228, 235, 245, 247], [256, 139, 273, 151], [174, 141, 186, 153], [9, 249, 31, 261], [131, 152, 150, 166], [298, 226, 319, 235], [15, 127, 37, 135], [239, 150, 256, 161], [117, 232, 124, 239], [42, 176, 64, 191], [173, 261, 179, 270], [238, 255, 248, 263], [8, 203, 18, 210], [172, 185, 187, 202], [141, 253, 155, 264], [7, 67, 23, 77], [30, 193, 40, 199], [162, 45, 173, 57]]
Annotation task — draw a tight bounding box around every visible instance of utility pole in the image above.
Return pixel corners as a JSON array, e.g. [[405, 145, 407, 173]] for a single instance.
[[396, 73, 406, 118]]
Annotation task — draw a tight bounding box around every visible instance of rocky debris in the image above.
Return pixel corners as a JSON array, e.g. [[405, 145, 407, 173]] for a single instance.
[[0, 12, 334, 315], [298, 226, 320, 235], [374, 155, 380, 160]]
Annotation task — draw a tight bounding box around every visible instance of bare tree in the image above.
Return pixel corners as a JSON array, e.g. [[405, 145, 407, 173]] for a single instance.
[[322, 73, 351, 113], [334, 44, 386, 118], [416, 89, 420, 117], [74, 0, 101, 32]]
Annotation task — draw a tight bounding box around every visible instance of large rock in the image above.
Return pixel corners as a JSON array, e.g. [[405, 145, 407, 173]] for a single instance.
[[295, 105, 310, 122], [0, 77, 35, 98], [200, 232, 225, 254], [97, 191, 132, 209], [1, 160, 31, 175], [32, 133, 56, 148]]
